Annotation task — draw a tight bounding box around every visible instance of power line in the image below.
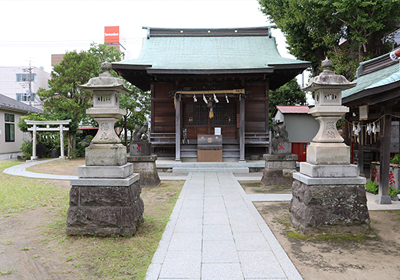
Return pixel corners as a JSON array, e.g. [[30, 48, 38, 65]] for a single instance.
[[0, 38, 143, 48]]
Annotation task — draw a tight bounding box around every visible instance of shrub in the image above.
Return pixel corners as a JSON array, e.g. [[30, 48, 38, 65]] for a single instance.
[[365, 180, 378, 194], [391, 154, 400, 164], [389, 186, 400, 197], [20, 141, 32, 160]]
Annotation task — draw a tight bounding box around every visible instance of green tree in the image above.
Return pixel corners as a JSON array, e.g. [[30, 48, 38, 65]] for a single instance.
[[37, 50, 98, 156], [116, 86, 150, 144], [88, 42, 125, 74], [37, 43, 149, 156], [259, 0, 400, 79], [269, 79, 306, 127]]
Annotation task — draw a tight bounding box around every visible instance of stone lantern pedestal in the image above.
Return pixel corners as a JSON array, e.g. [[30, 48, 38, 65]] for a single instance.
[[66, 62, 144, 237], [289, 59, 370, 233]]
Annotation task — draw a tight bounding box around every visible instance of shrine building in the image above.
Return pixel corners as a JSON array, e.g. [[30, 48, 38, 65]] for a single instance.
[[112, 26, 310, 162]]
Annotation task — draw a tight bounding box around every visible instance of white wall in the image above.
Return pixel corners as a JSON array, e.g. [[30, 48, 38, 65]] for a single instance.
[[0, 109, 26, 156], [0, 66, 50, 109], [285, 114, 319, 143]]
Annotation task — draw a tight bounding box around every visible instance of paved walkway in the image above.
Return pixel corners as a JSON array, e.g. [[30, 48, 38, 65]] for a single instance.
[[145, 172, 300, 280], [2, 158, 189, 181]]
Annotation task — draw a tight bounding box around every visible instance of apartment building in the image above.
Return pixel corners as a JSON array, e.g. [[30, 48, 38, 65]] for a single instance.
[[0, 66, 50, 110]]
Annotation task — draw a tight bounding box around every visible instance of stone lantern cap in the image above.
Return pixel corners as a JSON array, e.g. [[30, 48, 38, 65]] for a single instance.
[[80, 61, 129, 117], [79, 62, 131, 94], [303, 58, 356, 92], [303, 58, 356, 106]]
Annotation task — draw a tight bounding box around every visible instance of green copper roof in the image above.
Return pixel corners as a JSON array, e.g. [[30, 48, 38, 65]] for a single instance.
[[342, 53, 400, 99], [114, 27, 309, 72]]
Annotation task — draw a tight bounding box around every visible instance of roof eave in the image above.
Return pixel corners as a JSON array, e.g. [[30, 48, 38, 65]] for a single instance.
[[0, 106, 42, 114], [146, 68, 275, 75], [268, 62, 311, 69], [343, 79, 400, 105]]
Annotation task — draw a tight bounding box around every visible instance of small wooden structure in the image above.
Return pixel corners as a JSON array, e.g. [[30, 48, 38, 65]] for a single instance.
[[113, 27, 310, 162], [342, 51, 400, 203]]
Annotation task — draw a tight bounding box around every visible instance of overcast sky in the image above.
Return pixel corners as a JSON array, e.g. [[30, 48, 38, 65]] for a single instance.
[[0, 0, 295, 73]]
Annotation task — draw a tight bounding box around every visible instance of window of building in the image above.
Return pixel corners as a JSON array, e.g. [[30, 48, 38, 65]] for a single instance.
[[16, 73, 37, 82], [16, 93, 36, 102], [5, 113, 15, 142]]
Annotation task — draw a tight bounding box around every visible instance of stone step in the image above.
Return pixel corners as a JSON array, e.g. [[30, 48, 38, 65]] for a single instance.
[[172, 162, 249, 173], [173, 166, 249, 173]]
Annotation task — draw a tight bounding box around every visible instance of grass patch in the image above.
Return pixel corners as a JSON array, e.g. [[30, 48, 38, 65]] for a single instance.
[[0, 267, 14, 275], [277, 214, 374, 243], [40, 180, 183, 280], [286, 231, 371, 242], [0, 160, 69, 213], [1, 159, 183, 279]]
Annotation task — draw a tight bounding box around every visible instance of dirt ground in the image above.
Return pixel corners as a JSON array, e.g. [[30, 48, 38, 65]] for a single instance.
[[241, 181, 400, 280], [0, 160, 183, 279], [3, 162, 400, 279], [27, 158, 85, 176]]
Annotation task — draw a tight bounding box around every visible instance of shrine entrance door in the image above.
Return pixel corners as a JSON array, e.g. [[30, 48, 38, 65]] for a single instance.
[[183, 101, 238, 142]]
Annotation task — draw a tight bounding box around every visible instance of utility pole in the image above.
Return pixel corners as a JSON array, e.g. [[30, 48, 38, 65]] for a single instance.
[[24, 60, 33, 106]]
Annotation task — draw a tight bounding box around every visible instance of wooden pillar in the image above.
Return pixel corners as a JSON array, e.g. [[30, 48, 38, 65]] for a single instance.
[[358, 125, 364, 176], [239, 94, 245, 162], [31, 124, 38, 161], [59, 124, 65, 159], [175, 94, 181, 162], [265, 84, 269, 133], [376, 108, 392, 204], [150, 83, 155, 142]]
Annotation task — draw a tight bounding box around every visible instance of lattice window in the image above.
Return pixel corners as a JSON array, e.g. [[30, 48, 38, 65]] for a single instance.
[[183, 103, 237, 126], [211, 103, 237, 126], [183, 103, 208, 125]]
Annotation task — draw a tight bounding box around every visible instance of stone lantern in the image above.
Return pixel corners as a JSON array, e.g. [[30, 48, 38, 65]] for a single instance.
[[290, 58, 370, 233], [66, 62, 144, 237]]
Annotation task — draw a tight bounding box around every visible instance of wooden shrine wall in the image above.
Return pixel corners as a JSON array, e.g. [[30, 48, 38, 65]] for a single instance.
[[245, 82, 268, 132], [152, 83, 175, 133]]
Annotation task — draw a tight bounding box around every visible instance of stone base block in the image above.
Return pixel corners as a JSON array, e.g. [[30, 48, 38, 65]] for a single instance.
[[127, 155, 160, 187], [263, 154, 298, 162], [375, 195, 392, 204], [289, 179, 370, 233], [266, 160, 296, 170], [261, 169, 295, 186], [307, 142, 350, 165], [78, 163, 133, 178], [85, 143, 127, 166], [130, 141, 151, 156], [261, 154, 298, 186], [293, 172, 366, 185], [66, 178, 144, 237], [270, 141, 292, 155], [300, 162, 358, 178]]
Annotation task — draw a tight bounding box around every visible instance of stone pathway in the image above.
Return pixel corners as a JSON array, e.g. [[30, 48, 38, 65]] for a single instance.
[[145, 172, 300, 280]]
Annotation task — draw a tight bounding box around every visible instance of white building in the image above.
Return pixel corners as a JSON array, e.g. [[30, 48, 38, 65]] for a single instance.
[[0, 66, 50, 110], [0, 93, 42, 159]]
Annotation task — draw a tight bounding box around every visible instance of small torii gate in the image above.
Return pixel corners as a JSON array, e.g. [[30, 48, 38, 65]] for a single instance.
[[24, 119, 71, 161]]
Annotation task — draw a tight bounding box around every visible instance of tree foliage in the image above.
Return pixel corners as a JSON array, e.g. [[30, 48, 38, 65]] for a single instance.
[[37, 43, 150, 156], [37, 50, 98, 155], [116, 86, 150, 142], [259, 0, 400, 79], [269, 78, 306, 127]]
